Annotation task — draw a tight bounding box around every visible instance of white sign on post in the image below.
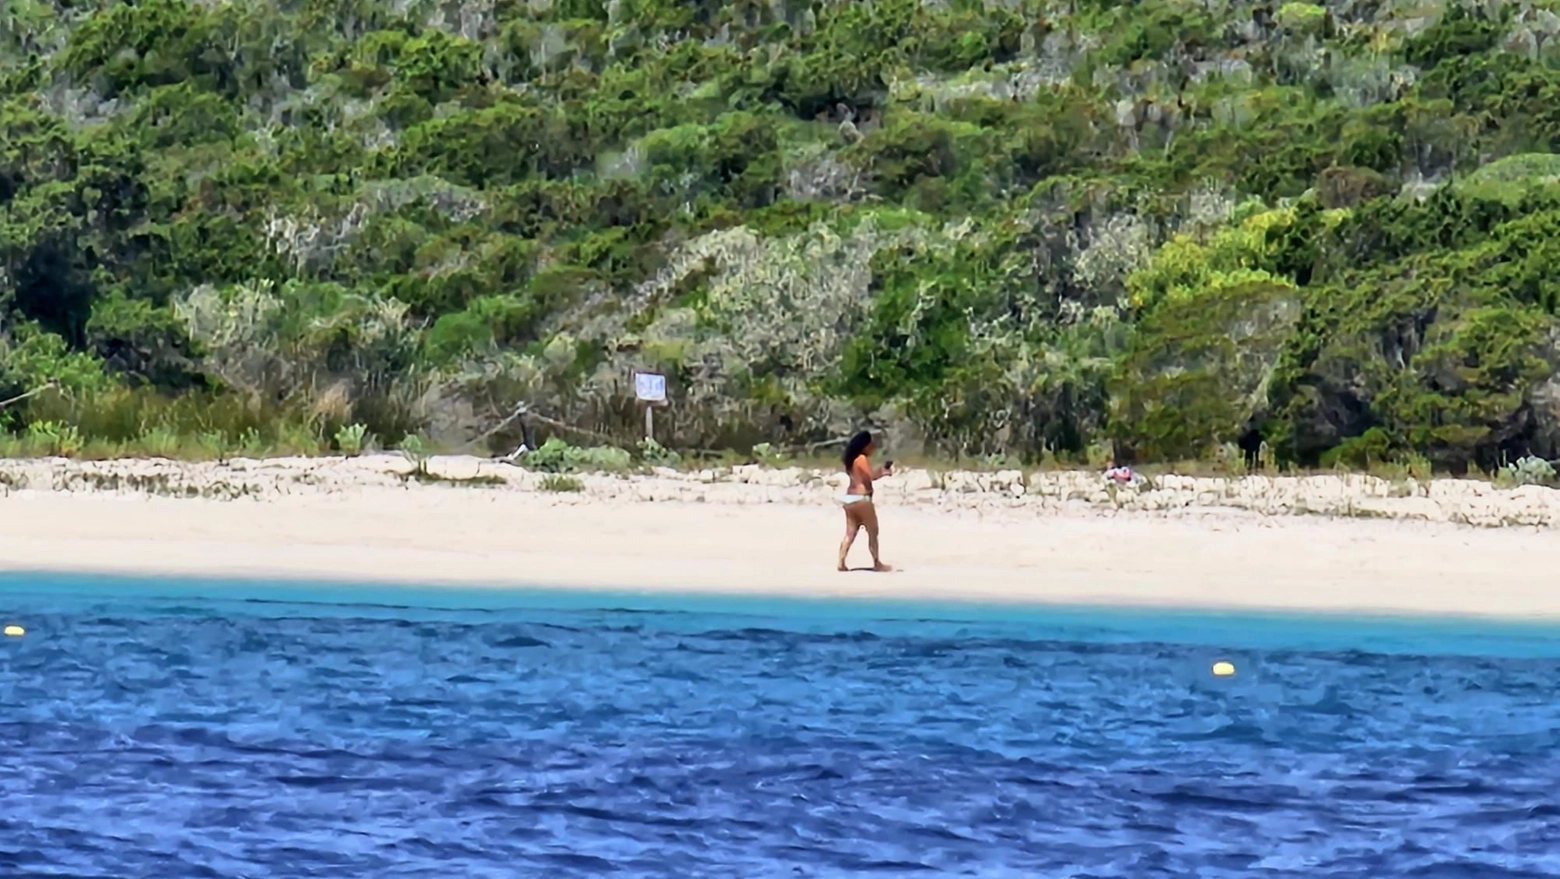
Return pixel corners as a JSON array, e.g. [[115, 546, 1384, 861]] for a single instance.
[[634, 372, 667, 403], [634, 372, 666, 443]]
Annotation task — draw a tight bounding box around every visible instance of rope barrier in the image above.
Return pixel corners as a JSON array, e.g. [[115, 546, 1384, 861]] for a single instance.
[[468, 400, 855, 460]]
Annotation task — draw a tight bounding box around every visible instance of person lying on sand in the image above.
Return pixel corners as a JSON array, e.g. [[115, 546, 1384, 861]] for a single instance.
[[838, 430, 894, 572]]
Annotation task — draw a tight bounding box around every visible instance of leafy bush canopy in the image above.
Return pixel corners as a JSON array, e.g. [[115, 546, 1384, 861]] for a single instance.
[[5, 0, 1560, 472]]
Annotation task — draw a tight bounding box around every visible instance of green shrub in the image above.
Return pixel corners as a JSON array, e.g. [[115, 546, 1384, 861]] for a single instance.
[[1455, 154, 1560, 205], [1320, 428, 1393, 471], [334, 423, 371, 456], [22, 421, 84, 458], [137, 425, 183, 458], [524, 437, 633, 473], [1276, 2, 1327, 35], [639, 438, 681, 467], [6, 0, 1560, 474], [1110, 281, 1302, 461], [196, 430, 230, 461], [1499, 455, 1556, 487]]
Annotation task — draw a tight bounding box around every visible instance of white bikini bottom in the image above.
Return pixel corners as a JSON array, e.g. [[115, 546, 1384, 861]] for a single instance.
[[840, 494, 872, 506]]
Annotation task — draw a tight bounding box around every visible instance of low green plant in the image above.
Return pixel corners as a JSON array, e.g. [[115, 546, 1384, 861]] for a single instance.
[[334, 423, 371, 456], [275, 423, 323, 456], [639, 438, 682, 467], [750, 442, 788, 467], [237, 428, 265, 457], [540, 474, 586, 492], [196, 430, 230, 462], [138, 425, 182, 458], [1497, 455, 1556, 487], [1403, 453, 1433, 482], [24, 421, 84, 458], [0, 434, 25, 458], [398, 433, 432, 475], [524, 437, 633, 473]]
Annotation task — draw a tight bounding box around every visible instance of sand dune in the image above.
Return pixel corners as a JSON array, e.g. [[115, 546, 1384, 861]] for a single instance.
[[0, 455, 1555, 620]]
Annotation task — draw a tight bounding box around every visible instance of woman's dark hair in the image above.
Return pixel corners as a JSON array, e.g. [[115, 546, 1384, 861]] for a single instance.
[[842, 430, 874, 471]]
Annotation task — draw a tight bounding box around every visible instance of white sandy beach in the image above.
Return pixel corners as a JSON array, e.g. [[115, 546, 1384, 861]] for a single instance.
[[0, 454, 1557, 619]]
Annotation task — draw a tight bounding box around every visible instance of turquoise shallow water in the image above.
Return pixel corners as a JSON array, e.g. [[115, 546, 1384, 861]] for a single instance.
[[2, 572, 1559, 878]]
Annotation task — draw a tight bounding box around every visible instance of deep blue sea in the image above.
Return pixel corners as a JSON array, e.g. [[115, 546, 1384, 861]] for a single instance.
[[2, 573, 1560, 878]]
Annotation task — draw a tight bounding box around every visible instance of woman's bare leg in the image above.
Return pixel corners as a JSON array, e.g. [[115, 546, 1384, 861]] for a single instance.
[[860, 503, 892, 572], [838, 507, 862, 571]]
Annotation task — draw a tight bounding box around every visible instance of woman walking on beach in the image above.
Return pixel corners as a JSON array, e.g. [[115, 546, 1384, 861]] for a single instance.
[[838, 430, 893, 572]]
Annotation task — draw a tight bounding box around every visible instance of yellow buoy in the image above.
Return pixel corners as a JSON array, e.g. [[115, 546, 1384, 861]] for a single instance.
[[1212, 660, 1235, 677], [3, 625, 24, 637]]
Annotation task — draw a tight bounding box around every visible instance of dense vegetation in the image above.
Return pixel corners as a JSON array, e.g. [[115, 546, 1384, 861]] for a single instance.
[[5, 0, 1560, 472]]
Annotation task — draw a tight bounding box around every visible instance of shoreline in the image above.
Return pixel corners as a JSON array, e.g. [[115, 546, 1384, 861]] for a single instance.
[[0, 455, 1556, 621]]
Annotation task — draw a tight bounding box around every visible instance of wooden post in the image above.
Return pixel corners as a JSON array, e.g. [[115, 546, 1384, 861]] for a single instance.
[[644, 403, 654, 444]]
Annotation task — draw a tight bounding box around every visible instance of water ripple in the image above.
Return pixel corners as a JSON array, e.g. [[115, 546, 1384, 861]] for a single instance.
[[1, 589, 1560, 877]]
